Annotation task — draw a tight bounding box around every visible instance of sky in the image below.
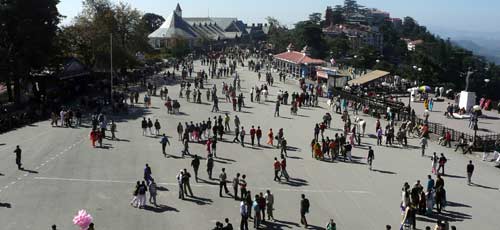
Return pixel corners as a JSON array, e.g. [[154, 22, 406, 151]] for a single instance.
[[58, 0, 500, 35]]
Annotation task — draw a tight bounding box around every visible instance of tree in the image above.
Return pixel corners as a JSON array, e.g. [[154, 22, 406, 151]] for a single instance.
[[60, 0, 150, 72], [343, 0, 359, 18], [332, 5, 345, 25], [0, 0, 62, 103], [142, 13, 165, 33], [266, 17, 292, 53], [308, 13, 322, 25], [293, 21, 327, 58]]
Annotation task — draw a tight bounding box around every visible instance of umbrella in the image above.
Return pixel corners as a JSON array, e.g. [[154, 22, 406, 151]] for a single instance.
[[419, 86, 431, 92], [473, 105, 481, 111]]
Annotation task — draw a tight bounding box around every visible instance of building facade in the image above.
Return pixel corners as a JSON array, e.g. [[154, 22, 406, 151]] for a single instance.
[[148, 4, 268, 49]]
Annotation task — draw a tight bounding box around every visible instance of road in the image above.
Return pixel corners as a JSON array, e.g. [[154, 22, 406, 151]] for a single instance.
[[0, 60, 499, 230]]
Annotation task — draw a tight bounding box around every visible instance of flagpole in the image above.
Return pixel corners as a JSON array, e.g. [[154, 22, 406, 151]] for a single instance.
[[110, 33, 113, 107]]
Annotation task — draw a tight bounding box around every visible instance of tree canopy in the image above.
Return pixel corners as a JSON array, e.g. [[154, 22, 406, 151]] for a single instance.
[[0, 0, 62, 102]]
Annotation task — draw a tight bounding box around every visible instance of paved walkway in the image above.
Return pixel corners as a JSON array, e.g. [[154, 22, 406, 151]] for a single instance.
[[0, 59, 499, 230]]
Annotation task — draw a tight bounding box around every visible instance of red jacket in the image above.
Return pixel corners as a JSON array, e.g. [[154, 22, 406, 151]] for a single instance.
[[250, 128, 256, 136], [273, 161, 281, 170]]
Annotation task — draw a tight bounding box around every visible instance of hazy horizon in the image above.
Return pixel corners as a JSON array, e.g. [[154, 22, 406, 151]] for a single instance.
[[58, 0, 500, 33]]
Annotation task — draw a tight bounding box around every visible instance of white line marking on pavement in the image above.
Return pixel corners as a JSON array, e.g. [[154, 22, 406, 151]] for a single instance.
[[33, 177, 373, 195], [10, 181, 15, 185]]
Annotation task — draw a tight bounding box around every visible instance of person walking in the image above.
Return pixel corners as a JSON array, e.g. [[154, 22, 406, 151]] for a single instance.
[[300, 194, 310, 228], [137, 181, 148, 208], [274, 101, 280, 117], [267, 129, 274, 146], [154, 119, 161, 136], [232, 125, 240, 143], [191, 155, 200, 182], [252, 195, 261, 228], [177, 170, 184, 199], [177, 122, 184, 141], [256, 127, 262, 146], [160, 134, 171, 157], [14, 145, 22, 170], [207, 154, 214, 180], [149, 179, 158, 206], [466, 160, 474, 185], [420, 137, 428, 156], [240, 127, 246, 147], [367, 146, 375, 170], [280, 138, 288, 156], [147, 118, 154, 135], [110, 120, 117, 140], [141, 118, 147, 136], [250, 126, 256, 146], [219, 168, 230, 197], [240, 174, 247, 200], [437, 153, 447, 175], [265, 190, 275, 221], [280, 155, 290, 182], [233, 173, 241, 200], [431, 152, 438, 175], [144, 164, 152, 185], [182, 168, 194, 197], [240, 200, 249, 230], [273, 158, 281, 182], [130, 181, 140, 207]]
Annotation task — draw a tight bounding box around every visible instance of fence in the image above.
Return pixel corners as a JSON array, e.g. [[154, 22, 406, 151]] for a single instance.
[[331, 89, 500, 150]]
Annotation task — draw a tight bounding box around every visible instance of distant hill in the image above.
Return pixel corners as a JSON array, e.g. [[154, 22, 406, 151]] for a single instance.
[[453, 40, 500, 64]]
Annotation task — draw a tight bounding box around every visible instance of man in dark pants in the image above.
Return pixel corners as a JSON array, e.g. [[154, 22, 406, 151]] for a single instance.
[[274, 101, 280, 117], [250, 126, 256, 146], [14, 145, 22, 169], [240, 200, 249, 230], [219, 168, 229, 197], [467, 160, 474, 185], [160, 134, 170, 157], [300, 194, 310, 228], [191, 155, 200, 182], [273, 158, 281, 182], [232, 173, 240, 200]]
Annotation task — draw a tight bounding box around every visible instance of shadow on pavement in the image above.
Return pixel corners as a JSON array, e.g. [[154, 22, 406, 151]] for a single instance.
[[446, 201, 471, 208], [282, 177, 309, 187], [143, 204, 178, 213], [20, 168, 38, 174], [442, 174, 465, 179], [0, 202, 12, 208], [372, 169, 397, 175], [156, 186, 169, 191], [184, 196, 213, 205], [471, 183, 498, 190]]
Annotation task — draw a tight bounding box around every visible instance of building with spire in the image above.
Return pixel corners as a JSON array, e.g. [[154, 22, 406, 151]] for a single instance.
[[148, 3, 268, 49]]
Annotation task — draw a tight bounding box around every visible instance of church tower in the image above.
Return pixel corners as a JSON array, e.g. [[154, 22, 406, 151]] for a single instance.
[[174, 3, 182, 17]]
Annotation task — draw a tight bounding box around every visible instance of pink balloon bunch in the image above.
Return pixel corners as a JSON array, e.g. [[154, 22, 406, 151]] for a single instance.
[[73, 209, 93, 230]]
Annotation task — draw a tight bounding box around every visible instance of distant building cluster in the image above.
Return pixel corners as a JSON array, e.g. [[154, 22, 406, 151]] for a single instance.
[[148, 4, 269, 49], [323, 6, 403, 53]]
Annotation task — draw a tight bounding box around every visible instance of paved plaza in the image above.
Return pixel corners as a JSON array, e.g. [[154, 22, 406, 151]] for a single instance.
[[1, 60, 499, 230]]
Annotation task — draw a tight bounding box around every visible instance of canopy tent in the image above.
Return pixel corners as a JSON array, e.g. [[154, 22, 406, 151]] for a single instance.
[[348, 70, 390, 85]]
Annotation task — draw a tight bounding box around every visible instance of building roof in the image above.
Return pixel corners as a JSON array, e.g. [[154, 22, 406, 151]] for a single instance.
[[348, 70, 390, 85], [148, 11, 197, 39], [148, 4, 249, 42], [274, 51, 325, 65]]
